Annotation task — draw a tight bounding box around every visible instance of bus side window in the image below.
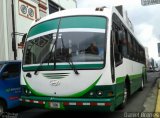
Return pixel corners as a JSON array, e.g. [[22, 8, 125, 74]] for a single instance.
[[127, 33, 132, 59], [113, 31, 123, 66], [118, 32, 128, 58], [122, 28, 128, 58]]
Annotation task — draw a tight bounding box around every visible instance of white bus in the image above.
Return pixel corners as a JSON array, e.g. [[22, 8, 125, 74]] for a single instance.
[[20, 6, 147, 112]]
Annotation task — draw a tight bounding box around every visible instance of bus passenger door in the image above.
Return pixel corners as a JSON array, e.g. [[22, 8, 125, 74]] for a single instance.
[[111, 31, 115, 83]]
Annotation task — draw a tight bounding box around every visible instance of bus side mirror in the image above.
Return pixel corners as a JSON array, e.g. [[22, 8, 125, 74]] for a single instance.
[[2, 71, 9, 79], [18, 34, 27, 53], [22, 33, 27, 44]]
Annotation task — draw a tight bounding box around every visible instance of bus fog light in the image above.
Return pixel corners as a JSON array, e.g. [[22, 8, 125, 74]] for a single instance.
[[97, 91, 103, 96], [29, 91, 32, 94], [89, 92, 94, 96], [25, 89, 28, 94]]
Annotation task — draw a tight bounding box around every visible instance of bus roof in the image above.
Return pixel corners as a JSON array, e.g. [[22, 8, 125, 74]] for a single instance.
[[32, 8, 112, 27]]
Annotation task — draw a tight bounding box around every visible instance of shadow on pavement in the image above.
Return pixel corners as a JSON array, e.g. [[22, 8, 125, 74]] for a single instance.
[[18, 110, 125, 118]]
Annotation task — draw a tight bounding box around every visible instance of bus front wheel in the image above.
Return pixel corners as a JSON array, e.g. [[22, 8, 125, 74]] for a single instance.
[[119, 84, 129, 109]]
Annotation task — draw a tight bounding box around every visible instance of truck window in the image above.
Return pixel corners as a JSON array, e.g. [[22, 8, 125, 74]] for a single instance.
[[2, 64, 20, 79]]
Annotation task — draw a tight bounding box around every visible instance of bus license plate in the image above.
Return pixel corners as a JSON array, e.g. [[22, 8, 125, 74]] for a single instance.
[[49, 102, 60, 108]]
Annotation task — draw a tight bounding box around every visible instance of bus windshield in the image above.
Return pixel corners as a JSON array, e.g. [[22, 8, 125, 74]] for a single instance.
[[23, 16, 107, 69]]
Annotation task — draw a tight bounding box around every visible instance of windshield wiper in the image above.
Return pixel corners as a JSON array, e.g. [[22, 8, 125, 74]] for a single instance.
[[34, 18, 62, 75], [67, 57, 79, 75], [60, 37, 79, 75], [53, 18, 62, 70]]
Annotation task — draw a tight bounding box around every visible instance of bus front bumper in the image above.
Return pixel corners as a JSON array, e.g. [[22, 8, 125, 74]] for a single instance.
[[20, 96, 115, 112]]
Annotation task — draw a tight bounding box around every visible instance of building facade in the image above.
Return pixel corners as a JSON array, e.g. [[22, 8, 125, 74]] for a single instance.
[[0, 0, 76, 61], [144, 47, 150, 69]]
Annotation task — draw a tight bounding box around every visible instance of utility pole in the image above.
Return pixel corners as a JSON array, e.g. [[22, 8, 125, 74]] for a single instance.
[[11, 0, 17, 60]]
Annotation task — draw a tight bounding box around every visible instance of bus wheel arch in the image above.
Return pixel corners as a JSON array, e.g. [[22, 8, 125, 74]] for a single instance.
[[125, 75, 131, 97]]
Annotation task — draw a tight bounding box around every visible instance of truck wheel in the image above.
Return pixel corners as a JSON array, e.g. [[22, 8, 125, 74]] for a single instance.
[[0, 101, 6, 115]]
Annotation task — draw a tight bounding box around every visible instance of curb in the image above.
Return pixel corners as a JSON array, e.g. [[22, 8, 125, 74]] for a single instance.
[[155, 79, 160, 112]]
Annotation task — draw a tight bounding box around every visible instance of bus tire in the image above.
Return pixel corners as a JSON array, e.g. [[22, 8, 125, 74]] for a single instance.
[[119, 84, 128, 109], [0, 100, 6, 115]]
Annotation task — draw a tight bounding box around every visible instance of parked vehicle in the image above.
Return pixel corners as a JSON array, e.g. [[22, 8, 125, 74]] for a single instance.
[[0, 61, 21, 113]]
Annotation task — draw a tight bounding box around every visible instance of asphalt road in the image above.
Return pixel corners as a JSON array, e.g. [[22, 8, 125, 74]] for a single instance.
[[7, 72, 159, 118]]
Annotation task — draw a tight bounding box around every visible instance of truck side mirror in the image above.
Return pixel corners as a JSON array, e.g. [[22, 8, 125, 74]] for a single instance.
[[2, 71, 9, 79]]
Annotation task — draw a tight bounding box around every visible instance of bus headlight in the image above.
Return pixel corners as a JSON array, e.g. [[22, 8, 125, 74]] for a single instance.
[[28, 90, 32, 94], [97, 91, 103, 96]]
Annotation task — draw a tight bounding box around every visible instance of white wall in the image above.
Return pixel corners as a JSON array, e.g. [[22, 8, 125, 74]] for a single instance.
[[14, 0, 39, 60], [0, 0, 13, 61]]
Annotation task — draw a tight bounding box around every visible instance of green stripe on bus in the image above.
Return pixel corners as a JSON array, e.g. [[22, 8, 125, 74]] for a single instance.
[[116, 73, 143, 97], [116, 74, 142, 84], [116, 77, 125, 84], [130, 74, 142, 80], [21, 95, 112, 102], [23, 64, 103, 71], [28, 16, 106, 38]]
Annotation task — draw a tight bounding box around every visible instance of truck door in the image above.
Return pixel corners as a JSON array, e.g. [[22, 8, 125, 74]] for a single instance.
[[0, 63, 21, 108]]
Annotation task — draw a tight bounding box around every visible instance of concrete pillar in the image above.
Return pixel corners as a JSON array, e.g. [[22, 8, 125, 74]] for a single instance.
[[3, 0, 9, 60]]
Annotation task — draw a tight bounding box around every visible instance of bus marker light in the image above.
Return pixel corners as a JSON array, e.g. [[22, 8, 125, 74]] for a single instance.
[[90, 102, 97, 106], [76, 102, 83, 106], [108, 92, 113, 96], [105, 103, 111, 106]]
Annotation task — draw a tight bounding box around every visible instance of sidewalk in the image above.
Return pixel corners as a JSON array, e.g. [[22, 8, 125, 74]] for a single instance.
[[143, 77, 159, 112]]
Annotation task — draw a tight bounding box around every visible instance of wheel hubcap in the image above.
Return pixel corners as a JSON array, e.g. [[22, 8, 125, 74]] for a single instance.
[[123, 88, 127, 103], [142, 80, 144, 88]]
